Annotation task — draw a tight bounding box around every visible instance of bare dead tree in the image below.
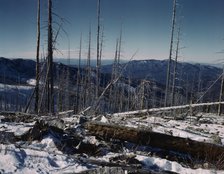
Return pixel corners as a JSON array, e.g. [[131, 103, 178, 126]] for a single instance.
[[118, 25, 122, 66], [59, 67, 67, 111], [96, 0, 101, 99], [112, 39, 119, 82], [35, 0, 40, 114], [171, 27, 180, 106], [99, 25, 104, 66], [65, 37, 71, 111], [83, 50, 138, 114], [84, 26, 92, 107], [47, 0, 54, 114], [57, 64, 62, 112], [74, 34, 82, 113], [110, 39, 119, 112], [218, 66, 224, 115], [117, 26, 123, 112], [164, 0, 177, 107]]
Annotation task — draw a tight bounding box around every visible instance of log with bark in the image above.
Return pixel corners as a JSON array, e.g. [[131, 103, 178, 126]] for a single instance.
[[84, 121, 224, 165], [0, 112, 37, 123], [75, 154, 178, 174], [77, 166, 177, 174]]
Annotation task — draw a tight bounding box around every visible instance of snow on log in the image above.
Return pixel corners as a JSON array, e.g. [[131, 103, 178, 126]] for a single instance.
[[112, 101, 224, 117], [84, 121, 224, 163]]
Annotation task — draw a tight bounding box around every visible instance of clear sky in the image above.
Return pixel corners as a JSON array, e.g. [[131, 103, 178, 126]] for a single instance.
[[0, 0, 224, 63]]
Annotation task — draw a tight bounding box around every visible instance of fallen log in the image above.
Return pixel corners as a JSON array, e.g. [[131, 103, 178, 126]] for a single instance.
[[84, 121, 224, 165], [0, 112, 37, 123], [111, 101, 224, 118], [76, 166, 176, 174], [75, 155, 177, 174]]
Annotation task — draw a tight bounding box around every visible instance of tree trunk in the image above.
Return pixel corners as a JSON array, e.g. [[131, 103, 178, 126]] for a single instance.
[[218, 67, 224, 115], [96, 0, 101, 99], [85, 27, 92, 107], [164, 0, 177, 107], [85, 121, 224, 163], [74, 34, 82, 113], [35, 0, 40, 114], [47, 0, 54, 114], [110, 39, 119, 112], [171, 27, 180, 106]]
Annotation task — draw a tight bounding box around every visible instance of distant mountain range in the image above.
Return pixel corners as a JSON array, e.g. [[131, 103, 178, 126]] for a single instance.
[[0, 57, 222, 110], [54, 58, 128, 67], [0, 57, 36, 84], [0, 57, 222, 90], [102, 59, 222, 87]]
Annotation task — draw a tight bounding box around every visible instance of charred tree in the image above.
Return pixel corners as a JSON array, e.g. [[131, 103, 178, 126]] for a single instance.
[[65, 39, 71, 111], [84, 27, 92, 107], [118, 25, 122, 67], [35, 0, 41, 114], [74, 34, 83, 113], [96, 0, 101, 99], [47, 0, 54, 113], [110, 39, 119, 112], [85, 121, 224, 163], [171, 27, 180, 106], [99, 25, 104, 67], [164, 0, 177, 107], [218, 66, 224, 115]]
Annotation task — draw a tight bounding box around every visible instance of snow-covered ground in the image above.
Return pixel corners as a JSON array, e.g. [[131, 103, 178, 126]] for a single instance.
[[0, 141, 91, 174], [117, 113, 224, 145], [0, 112, 224, 173]]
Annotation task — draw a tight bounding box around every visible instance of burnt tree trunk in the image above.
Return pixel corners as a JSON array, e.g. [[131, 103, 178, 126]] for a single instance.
[[165, 0, 177, 107], [47, 0, 54, 113], [96, 0, 101, 99], [85, 121, 224, 163], [218, 66, 224, 115], [35, 0, 40, 114]]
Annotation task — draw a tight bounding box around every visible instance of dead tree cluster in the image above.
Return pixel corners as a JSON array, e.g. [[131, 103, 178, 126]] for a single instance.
[[165, 0, 183, 107], [1, 0, 223, 116]]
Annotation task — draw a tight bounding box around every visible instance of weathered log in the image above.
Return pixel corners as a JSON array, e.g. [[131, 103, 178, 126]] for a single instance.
[[76, 166, 176, 174], [75, 156, 177, 174], [0, 112, 37, 123], [19, 120, 105, 155], [111, 101, 224, 118], [84, 121, 224, 163]]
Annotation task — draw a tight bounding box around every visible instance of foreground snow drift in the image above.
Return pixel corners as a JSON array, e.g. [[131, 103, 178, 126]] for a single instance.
[[0, 143, 91, 173], [0, 112, 224, 173]]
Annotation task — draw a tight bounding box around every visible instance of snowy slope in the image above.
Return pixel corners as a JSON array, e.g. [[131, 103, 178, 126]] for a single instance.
[[0, 112, 224, 173]]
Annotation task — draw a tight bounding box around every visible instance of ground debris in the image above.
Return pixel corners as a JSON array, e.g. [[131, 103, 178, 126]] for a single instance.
[[0, 131, 18, 144], [85, 121, 224, 168], [1, 112, 224, 173], [0, 112, 37, 123]]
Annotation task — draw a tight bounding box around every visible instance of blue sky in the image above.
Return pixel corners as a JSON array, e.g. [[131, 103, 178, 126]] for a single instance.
[[0, 0, 224, 63]]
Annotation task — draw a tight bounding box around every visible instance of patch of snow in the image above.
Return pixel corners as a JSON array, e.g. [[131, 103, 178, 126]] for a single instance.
[[83, 136, 99, 145], [135, 155, 221, 174], [0, 122, 35, 136], [117, 114, 224, 144], [100, 116, 108, 123], [26, 79, 36, 86], [0, 143, 91, 174]]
